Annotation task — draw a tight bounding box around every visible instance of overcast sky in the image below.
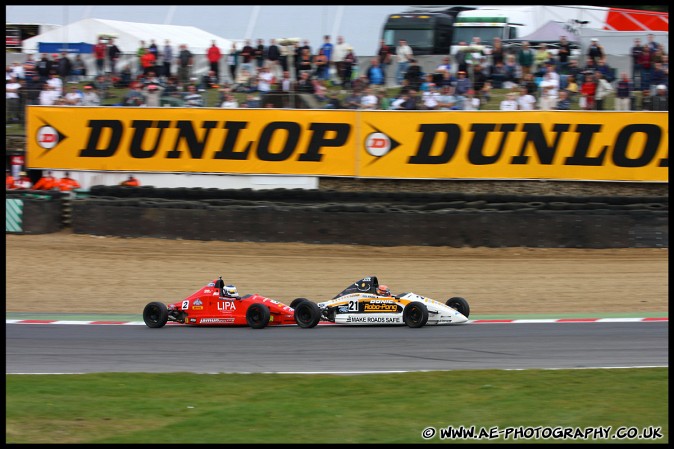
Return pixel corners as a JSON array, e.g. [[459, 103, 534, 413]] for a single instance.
[[6, 5, 408, 55]]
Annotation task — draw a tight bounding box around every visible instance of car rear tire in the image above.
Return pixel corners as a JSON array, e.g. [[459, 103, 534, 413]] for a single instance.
[[246, 303, 271, 329], [403, 301, 429, 328], [294, 301, 321, 328], [446, 297, 470, 318], [143, 302, 169, 328], [290, 298, 309, 310]]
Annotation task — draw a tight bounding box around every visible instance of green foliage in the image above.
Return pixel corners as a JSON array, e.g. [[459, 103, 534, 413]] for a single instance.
[[6, 368, 668, 444]]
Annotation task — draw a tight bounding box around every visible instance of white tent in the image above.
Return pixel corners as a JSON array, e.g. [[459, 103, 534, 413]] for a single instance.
[[21, 18, 233, 55]]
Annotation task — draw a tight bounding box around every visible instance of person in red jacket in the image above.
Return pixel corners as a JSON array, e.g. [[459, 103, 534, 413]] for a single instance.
[[58, 172, 81, 191], [6, 169, 15, 190], [207, 40, 222, 83], [32, 171, 59, 190], [14, 171, 33, 190]]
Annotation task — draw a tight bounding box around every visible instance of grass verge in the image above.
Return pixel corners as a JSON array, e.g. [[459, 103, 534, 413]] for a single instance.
[[6, 368, 668, 444]]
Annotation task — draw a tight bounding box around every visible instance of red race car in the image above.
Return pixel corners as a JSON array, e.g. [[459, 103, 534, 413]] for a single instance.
[[143, 277, 321, 329]]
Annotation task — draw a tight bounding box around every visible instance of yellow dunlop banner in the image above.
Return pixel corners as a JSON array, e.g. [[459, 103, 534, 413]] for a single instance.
[[26, 107, 358, 176], [26, 107, 668, 182]]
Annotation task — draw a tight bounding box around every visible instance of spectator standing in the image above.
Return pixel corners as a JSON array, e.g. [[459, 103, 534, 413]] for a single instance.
[[342, 47, 357, 89], [23, 53, 37, 80], [297, 48, 314, 76], [57, 52, 72, 83], [403, 58, 423, 91], [81, 85, 101, 106], [266, 39, 281, 77], [594, 71, 613, 111], [58, 172, 81, 192], [614, 72, 632, 111], [177, 44, 193, 85], [580, 73, 596, 110], [651, 84, 668, 111], [320, 35, 334, 72], [140, 48, 156, 77], [240, 40, 255, 75], [376, 39, 393, 82], [24, 73, 42, 106], [454, 70, 471, 97], [32, 171, 59, 190], [313, 48, 329, 81], [148, 40, 159, 74], [254, 39, 266, 70], [207, 40, 222, 82], [94, 38, 107, 75], [395, 39, 413, 86], [161, 40, 173, 80], [630, 37, 643, 87], [227, 43, 239, 84], [108, 38, 121, 75], [490, 37, 505, 68], [534, 43, 549, 76], [332, 36, 351, 86], [557, 35, 571, 72], [72, 55, 86, 83], [499, 92, 518, 110], [587, 38, 604, 64], [136, 40, 146, 75], [36, 53, 52, 82], [6, 76, 21, 123], [637, 44, 652, 90], [517, 41, 535, 76]]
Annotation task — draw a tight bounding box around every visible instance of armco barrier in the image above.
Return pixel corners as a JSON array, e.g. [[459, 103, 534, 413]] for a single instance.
[[71, 194, 668, 248], [5, 191, 65, 234]]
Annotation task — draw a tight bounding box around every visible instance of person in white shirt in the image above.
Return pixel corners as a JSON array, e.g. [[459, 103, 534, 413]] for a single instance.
[[63, 86, 84, 105], [6, 76, 22, 122], [499, 92, 519, 110], [256, 66, 274, 93], [332, 36, 351, 86], [46, 72, 63, 95], [81, 85, 101, 106], [462, 89, 480, 110], [359, 87, 378, 109], [221, 93, 239, 108], [517, 87, 536, 110], [422, 85, 440, 110], [436, 85, 456, 110], [395, 39, 413, 86], [39, 83, 61, 105], [538, 72, 560, 110]]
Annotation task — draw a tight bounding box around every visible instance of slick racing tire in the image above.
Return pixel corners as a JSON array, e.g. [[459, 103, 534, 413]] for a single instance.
[[246, 303, 271, 329], [290, 298, 309, 310], [446, 297, 470, 318], [143, 302, 169, 328], [403, 301, 429, 328], [294, 301, 321, 329]]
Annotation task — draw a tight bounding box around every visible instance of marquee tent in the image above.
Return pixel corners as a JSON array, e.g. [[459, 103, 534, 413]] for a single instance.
[[21, 18, 233, 55]]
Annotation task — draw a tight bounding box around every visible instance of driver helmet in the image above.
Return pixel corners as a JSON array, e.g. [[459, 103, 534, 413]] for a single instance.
[[223, 284, 239, 297], [376, 284, 391, 296]]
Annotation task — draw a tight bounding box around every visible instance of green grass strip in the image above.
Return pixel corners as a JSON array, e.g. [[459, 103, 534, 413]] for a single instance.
[[6, 368, 668, 444]]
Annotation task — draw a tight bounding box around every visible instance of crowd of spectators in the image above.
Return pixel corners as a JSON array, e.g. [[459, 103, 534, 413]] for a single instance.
[[6, 32, 669, 121]]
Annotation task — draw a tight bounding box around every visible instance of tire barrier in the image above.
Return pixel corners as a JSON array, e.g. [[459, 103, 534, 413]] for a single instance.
[[70, 195, 668, 248], [5, 191, 65, 234]]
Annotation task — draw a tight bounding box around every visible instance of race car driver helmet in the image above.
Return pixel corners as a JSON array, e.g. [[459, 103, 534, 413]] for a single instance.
[[376, 284, 391, 296], [223, 284, 239, 298]]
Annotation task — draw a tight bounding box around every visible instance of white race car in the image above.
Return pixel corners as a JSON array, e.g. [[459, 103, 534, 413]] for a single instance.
[[292, 276, 470, 328]]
